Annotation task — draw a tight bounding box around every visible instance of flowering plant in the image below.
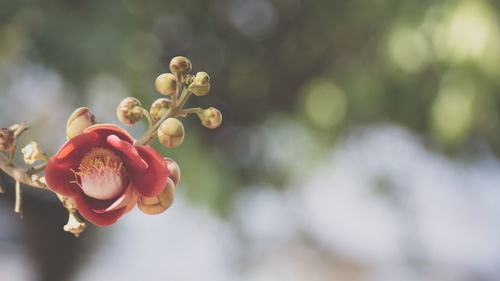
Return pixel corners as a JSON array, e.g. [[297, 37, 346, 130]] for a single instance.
[[0, 56, 222, 236]]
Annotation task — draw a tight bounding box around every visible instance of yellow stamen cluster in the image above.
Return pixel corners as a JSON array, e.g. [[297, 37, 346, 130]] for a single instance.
[[76, 147, 123, 176]]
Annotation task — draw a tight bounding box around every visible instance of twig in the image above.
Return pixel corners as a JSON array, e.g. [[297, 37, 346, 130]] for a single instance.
[[0, 152, 47, 189], [7, 150, 15, 165]]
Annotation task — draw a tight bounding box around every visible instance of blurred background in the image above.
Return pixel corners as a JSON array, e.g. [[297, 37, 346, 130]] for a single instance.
[[1, 0, 500, 280]]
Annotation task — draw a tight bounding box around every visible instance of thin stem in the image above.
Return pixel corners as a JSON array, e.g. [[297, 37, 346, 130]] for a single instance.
[[141, 108, 154, 129], [14, 180, 22, 215], [171, 92, 178, 108], [8, 150, 15, 165], [179, 107, 202, 116]]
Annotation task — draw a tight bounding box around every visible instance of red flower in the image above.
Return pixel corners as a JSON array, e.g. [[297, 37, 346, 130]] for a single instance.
[[45, 124, 170, 226]]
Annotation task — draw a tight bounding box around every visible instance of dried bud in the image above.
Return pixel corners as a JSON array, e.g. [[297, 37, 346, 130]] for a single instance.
[[116, 97, 143, 125], [150, 98, 172, 122], [158, 118, 185, 147], [165, 158, 181, 185], [64, 211, 87, 237], [197, 107, 222, 129], [0, 129, 15, 151], [66, 107, 96, 138], [21, 142, 48, 165], [138, 178, 175, 215], [155, 73, 178, 96], [169, 56, 192, 75], [189, 72, 210, 96]]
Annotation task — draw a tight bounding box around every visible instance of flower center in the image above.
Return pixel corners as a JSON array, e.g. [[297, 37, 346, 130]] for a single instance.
[[73, 147, 125, 200]]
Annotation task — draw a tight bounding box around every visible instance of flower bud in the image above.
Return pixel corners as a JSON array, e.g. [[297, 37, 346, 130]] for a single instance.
[[197, 107, 222, 129], [155, 73, 178, 96], [116, 97, 143, 126], [66, 107, 96, 138], [165, 158, 181, 185], [150, 98, 172, 122], [158, 118, 185, 147], [189, 72, 210, 96], [169, 56, 192, 75], [0, 129, 15, 151], [21, 142, 48, 165], [138, 178, 175, 215]]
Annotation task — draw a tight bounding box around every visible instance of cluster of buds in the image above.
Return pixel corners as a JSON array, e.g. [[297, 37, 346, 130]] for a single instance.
[[0, 55, 222, 237], [116, 56, 222, 149]]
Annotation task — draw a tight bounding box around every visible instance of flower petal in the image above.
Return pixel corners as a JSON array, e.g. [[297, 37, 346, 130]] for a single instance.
[[45, 132, 100, 197], [52, 132, 100, 166], [44, 161, 80, 197], [106, 135, 148, 170], [74, 190, 127, 226], [129, 146, 168, 197], [84, 124, 134, 144]]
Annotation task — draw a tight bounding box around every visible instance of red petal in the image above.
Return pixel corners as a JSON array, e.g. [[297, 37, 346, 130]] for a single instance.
[[129, 146, 168, 197], [106, 135, 148, 170], [74, 190, 127, 226], [52, 132, 100, 167], [45, 132, 100, 196], [84, 124, 134, 145], [44, 160, 80, 196]]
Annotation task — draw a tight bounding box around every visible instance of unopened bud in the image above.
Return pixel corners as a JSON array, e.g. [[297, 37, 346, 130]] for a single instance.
[[66, 107, 96, 138], [169, 56, 192, 75], [138, 178, 175, 215], [155, 73, 178, 96], [21, 142, 48, 165], [158, 118, 185, 147], [150, 98, 172, 122], [116, 97, 143, 126], [0, 129, 15, 151], [197, 107, 222, 129], [165, 158, 181, 185], [189, 72, 210, 96]]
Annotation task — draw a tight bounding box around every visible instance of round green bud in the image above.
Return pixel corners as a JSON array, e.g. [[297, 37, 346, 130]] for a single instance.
[[158, 118, 185, 147], [190, 72, 211, 96], [138, 178, 175, 215], [155, 73, 177, 96], [66, 107, 96, 138], [197, 107, 222, 129], [194, 72, 210, 86], [169, 56, 192, 75], [116, 97, 143, 126], [150, 98, 172, 122]]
